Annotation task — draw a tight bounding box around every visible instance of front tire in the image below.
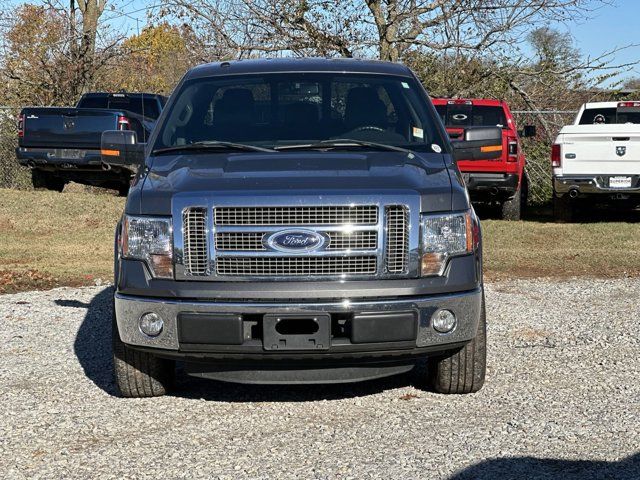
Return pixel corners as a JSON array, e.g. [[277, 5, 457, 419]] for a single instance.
[[112, 314, 175, 397], [422, 296, 487, 394], [118, 184, 130, 197], [500, 187, 523, 221]]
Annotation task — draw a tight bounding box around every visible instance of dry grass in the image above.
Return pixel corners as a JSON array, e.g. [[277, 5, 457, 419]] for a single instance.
[[482, 217, 640, 280], [1, 188, 639, 293], [0, 188, 123, 293]]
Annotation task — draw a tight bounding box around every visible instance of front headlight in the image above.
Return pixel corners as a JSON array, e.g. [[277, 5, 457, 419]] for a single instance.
[[121, 215, 173, 278], [420, 211, 475, 276]]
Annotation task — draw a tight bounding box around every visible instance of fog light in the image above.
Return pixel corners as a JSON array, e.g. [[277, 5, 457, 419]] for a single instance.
[[432, 309, 457, 333], [139, 312, 163, 337]]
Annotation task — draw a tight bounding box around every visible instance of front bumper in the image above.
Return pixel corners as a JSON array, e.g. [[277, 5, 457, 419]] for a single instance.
[[463, 173, 519, 199], [114, 287, 482, 357], [554, 175, 640, 196]]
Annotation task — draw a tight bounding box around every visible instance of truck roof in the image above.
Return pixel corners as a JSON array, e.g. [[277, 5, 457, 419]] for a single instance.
[[80, 92, 165, 99], [186, 57, 415, 79], [431, 98, 505, 107], [581, 101, 640, 109]]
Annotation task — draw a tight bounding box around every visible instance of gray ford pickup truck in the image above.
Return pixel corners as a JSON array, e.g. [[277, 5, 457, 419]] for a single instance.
[[102, 58, 502, 397]]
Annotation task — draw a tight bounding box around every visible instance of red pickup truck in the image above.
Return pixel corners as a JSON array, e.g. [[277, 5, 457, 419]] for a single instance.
[[432, 98, 536, 220]]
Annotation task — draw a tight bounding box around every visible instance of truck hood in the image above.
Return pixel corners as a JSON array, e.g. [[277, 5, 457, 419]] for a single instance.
[[130, 151, 462, 215]]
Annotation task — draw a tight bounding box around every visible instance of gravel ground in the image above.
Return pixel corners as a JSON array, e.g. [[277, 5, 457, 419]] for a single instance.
[[0, 279, 639, 479]]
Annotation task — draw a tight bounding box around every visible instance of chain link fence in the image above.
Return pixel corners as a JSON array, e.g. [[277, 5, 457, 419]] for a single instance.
[[0, 107, 31, 190], [513, 110, 578, 205]]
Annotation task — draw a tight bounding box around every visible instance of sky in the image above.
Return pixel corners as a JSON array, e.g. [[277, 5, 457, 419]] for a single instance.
[[559, 0, 640, 82]]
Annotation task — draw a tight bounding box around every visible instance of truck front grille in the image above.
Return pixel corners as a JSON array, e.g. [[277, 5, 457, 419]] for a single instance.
[[216, 256, 377, 276], [179, 203, 411, 280], [182, 207, 209, 276], [214, 205, 378, 226]]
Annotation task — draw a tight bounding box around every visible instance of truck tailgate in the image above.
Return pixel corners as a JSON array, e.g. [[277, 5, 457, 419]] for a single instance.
[[20, 108, 119, 149], [559, 124, 640, 175]]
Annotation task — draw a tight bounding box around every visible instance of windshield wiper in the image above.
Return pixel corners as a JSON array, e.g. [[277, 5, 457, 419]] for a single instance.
[[274, 138, 413, 154], [152, 141, 275, 155]]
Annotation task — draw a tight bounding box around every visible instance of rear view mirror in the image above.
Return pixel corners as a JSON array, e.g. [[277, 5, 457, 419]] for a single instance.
[[101, 130, 145, 169], [519, 125, 537, 138], [452, 126, 502, 161]]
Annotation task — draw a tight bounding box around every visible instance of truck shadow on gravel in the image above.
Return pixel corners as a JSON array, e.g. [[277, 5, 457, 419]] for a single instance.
[[70, 287, 118, 396], [72, 287, 417, 401], [171, 370, 414, 403], [448, 453, 639, 480]]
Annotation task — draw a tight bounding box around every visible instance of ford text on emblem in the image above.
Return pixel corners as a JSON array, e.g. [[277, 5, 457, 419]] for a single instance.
[[616, 146, 626, 157], [266, 229, 326, 252]]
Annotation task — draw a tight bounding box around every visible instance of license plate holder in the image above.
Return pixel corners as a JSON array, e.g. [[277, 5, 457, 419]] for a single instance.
[[53, 149, 86, 160], [263, 313, 331, 351], [609, 176, 632, 188]]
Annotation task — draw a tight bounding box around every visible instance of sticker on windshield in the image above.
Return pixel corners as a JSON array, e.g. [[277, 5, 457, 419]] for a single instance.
[[431, 144, 442, 153], [412, 127, 424, 139], [452, 113, 468, 121], [401, 82, 410, 89]]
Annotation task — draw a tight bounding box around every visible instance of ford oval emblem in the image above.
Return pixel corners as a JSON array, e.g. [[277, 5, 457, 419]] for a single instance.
[[266, 229, 326, 252]]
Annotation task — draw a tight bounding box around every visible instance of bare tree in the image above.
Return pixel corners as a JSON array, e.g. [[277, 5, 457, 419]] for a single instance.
[[159, 0, 621, 62], [624, 77, 640, 91], [0, 1, 122, 105], [75, 0, 106, 87]]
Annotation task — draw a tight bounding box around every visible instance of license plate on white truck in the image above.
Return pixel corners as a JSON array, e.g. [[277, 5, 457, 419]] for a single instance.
[[609, 176, 632, 188]]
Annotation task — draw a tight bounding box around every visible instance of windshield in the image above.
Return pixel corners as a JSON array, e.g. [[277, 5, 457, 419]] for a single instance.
[[578, 107, 640, 125], [152, 73, 444, 152], [79, 96, 161, 120], [434, 104, 507, 128]]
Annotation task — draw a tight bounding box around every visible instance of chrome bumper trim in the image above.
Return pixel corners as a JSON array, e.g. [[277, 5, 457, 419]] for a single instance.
[[554, 175, 640, 194], [114, 288, 482, 351]]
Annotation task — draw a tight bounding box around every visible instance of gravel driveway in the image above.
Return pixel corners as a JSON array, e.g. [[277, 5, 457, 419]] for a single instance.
[[1, 279, 638, 479]]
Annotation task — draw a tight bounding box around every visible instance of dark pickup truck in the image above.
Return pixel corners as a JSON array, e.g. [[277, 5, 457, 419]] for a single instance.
[[102, 58, 502, 397], [16, 92, 167, 194]]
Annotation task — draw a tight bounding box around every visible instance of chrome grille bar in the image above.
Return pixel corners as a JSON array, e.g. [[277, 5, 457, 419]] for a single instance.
[[182, 207, 209, 276], [327, 231, 377, 250], [215, 230, 378, 252], [216, 256, 377, 276], [385, 205, 409, 274], [214, 206, 378, 226], [215, 232, 265, 251]]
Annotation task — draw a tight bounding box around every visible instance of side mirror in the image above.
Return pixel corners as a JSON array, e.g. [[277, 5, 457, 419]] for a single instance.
[[101, 130, 145, 169], [519, 125, 537, 138], [452, 126, 503, 162]]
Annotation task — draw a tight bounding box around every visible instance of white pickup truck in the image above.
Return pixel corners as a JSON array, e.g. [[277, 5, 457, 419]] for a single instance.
[[552, 101, 640, 221]]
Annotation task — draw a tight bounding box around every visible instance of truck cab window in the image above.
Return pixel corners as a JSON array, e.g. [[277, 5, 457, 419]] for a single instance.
[[155, 73, 440, 152]]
